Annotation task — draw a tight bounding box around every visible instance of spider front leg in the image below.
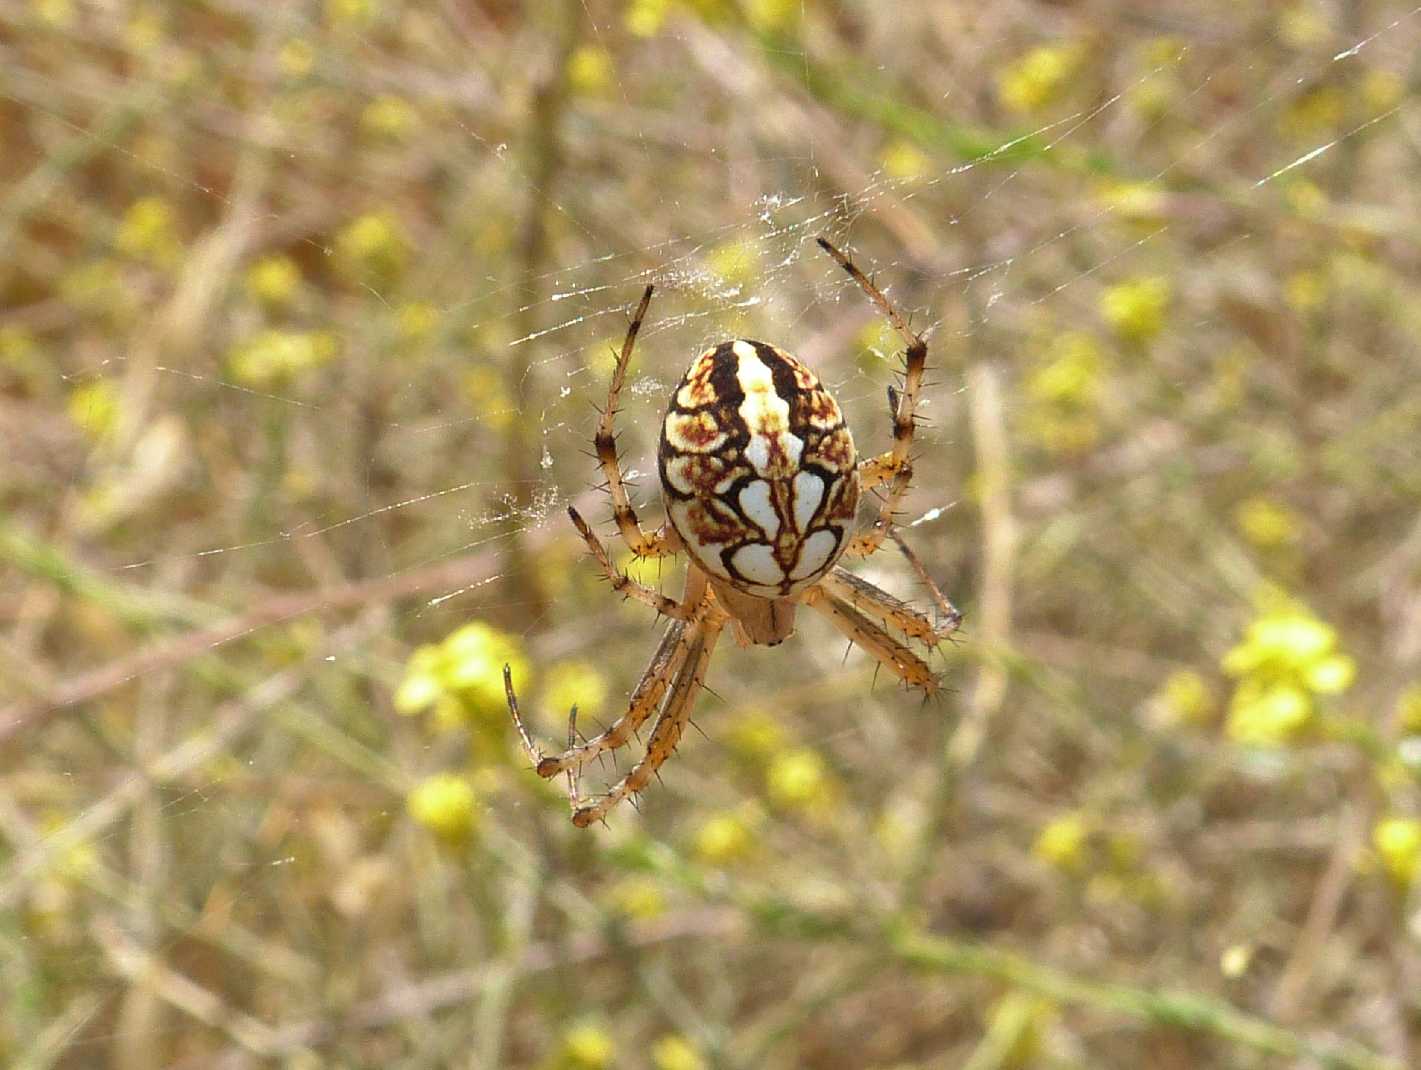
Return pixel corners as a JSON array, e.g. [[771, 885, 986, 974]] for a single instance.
[[566, 505, 692, 621], [817, 238, 928, 559], [595, 284, 675, 559], [568, 614, 726, 828], [504, 616, 694, 786]]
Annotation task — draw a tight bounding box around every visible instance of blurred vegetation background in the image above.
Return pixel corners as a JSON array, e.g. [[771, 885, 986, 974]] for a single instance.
[[3, 0, 1421, 1067]]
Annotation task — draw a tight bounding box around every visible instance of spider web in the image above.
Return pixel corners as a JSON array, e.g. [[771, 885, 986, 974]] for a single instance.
[[3, 2, 1419, 1065]]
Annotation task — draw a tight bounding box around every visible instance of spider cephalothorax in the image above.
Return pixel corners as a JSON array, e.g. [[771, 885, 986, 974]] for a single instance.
[[505, 238, 960, 827]]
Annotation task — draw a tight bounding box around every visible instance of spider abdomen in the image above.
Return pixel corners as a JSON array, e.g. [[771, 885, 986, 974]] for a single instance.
[[658, 340, 859, 598]]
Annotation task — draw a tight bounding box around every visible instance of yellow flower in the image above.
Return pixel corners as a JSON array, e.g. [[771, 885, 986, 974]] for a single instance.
[[607, 876, 666, 920], [1026, 332, 1103, 405], [567, 46, 614, 96], [1034, 811, 1089, 871], [335, 211, 409, 285], [245, 255, 303, 307], [1283, 179, 1328, 219], [394, 622, 528, 733], [1095, 180, 1166, 222], [325, 0, 377, 27], [360, 96, 417, 140], [278, 38, 316, 79], [1278, 3, 1329, 48], [625, 0, 672, 37], [693, 809, 757, 865], [1226, 682, 1311, 747], [394, 646, 445, 715], [652, 1035, 707, 1070], [227, 330, 339, 387], [561, 1021, 614, 1069], [1158, 669, 1214, 727], [67, 380, 121, 440], [115, 196, 180, 265], [1281, 87, 1344, 139], [443, 622, 527, 715], [1361, 69, 1404, 112], [1373, 816, 1421, 886], [1234, 496, 1301, 548], [997, 44, 1081, 114], [1100, 276, 1170, 343], [463, 365, 513, 430], [706, 238, 760, 291], [33, 0, 74, 27], [407, 773, 478, 844], [1220, 943, 1254, 978], [881, 139, 931, 181], [1303, 654, 1355, 694], [1223, 613, 1333, 677], [1021, 411, 1100, 455], [766, 747, 829, 809], [1284, 271, 1326, 313], [725, 709, 787, 764], [542, 661, 608, 720], [745, 0, 798, 33], [1399, 684, 1421, 736], [397, 302, 440, 341]]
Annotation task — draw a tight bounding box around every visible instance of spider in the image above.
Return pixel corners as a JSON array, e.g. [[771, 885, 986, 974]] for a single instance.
[[504, 237, 960, 827]]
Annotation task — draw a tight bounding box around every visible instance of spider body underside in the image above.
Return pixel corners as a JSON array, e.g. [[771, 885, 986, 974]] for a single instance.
[[504, 238, 961, 827]]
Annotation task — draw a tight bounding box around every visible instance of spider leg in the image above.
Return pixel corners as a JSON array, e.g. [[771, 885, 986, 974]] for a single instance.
[[888, 526, 963, 638], [504, 615, 696, 782], [817, 237, 927, 559], [595, 285, 675, 559], [801, 584, 940, 694], [567, 506, 693, 620], [856, 452, 896, 492], [570, 613, 726, 828], [817, 566, 959, 649]]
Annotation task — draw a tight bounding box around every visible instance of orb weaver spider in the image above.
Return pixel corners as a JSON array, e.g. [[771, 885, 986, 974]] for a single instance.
[[504, 238, 960, 827]]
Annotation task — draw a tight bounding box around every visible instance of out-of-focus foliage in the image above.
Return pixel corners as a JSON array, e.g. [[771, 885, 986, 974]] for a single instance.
[[3, 1, 1420, 1068]]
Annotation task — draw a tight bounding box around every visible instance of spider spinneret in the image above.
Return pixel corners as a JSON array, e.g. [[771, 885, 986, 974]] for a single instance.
[[504, 237, 960, 827]]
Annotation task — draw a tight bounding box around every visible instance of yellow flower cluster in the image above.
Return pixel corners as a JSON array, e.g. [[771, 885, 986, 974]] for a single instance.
[[693, 805, 763, 865], [1234, 496, 1302, 549], [1372, 816, 1421, 887], [406, 772, 478, 846], [360, 96, 417, 141], [115, 196, 181, 267], [559, 1020, 614, 1069], [652, 1034, 707, 1070], [1022, 331, 1106, 455], [335, 211, 410, 286], [1100, 276, 1170, 343], [395, 621, 528, 736], [67, 380, 121, 441], [1222, 602, 1356, 746], [227, 330, 339, 387], [997, 44, 1081, 114], [245, 255, 303, 307], [567, 46, 614, 97]]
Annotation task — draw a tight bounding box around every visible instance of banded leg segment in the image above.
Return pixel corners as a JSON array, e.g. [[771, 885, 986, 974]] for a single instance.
[[570, 613, 726, 828], [817, 567, 957, 648], [888, 527, 963, 638], [817, 237, 928, 559], [567, 506, 691, 621], [595, 285, 674, 558], [505, 617, 693, 781], [802, 585, 940, 694]]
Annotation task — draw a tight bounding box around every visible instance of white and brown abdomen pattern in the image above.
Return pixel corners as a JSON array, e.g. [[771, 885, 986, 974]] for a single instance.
[[658, 340, 859, 598]]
